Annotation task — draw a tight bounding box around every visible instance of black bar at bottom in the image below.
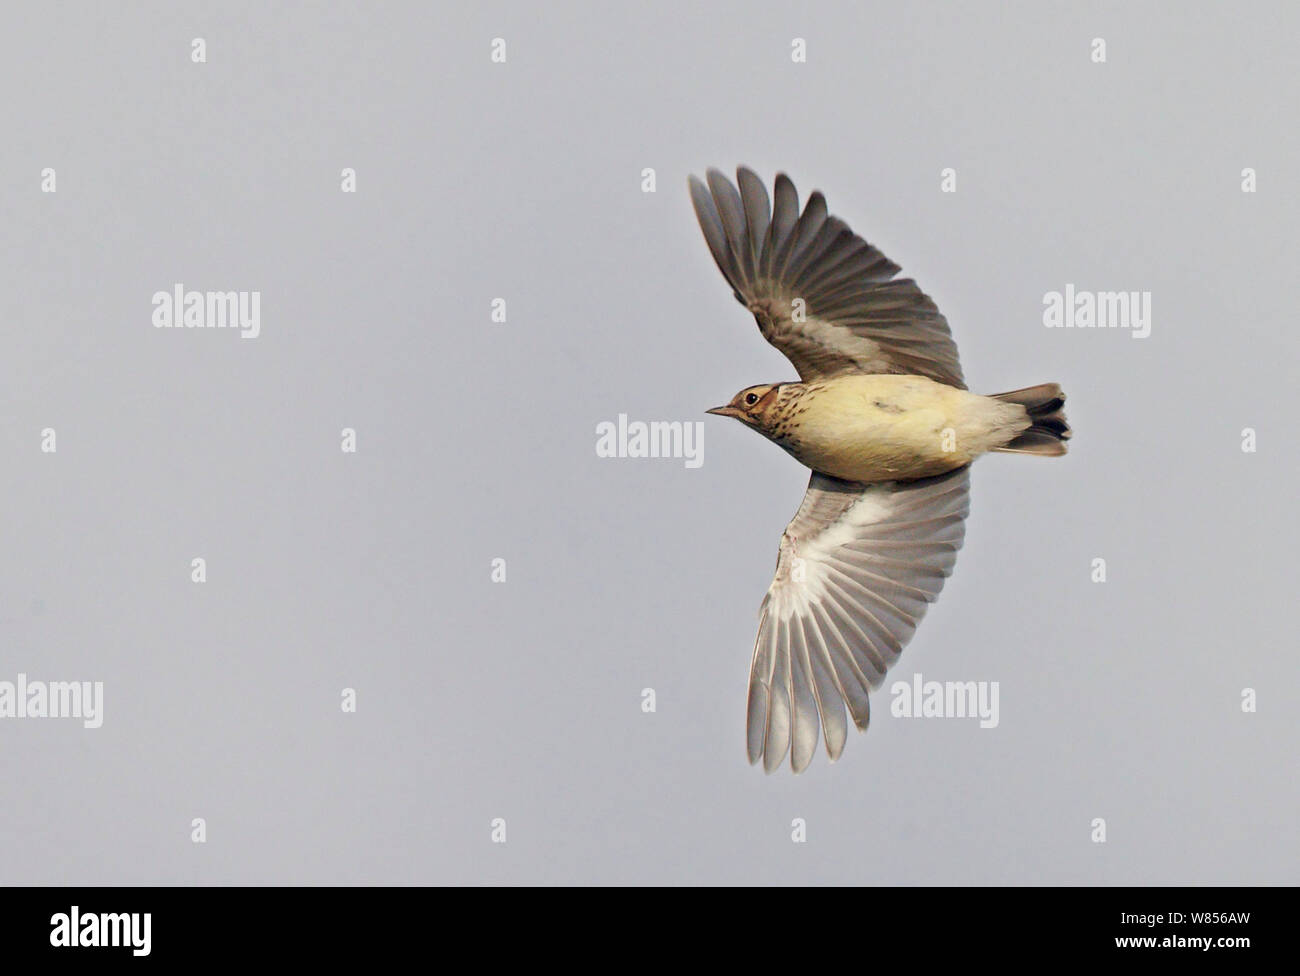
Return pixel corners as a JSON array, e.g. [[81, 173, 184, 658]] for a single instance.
[[0, 885, 1283, 962]]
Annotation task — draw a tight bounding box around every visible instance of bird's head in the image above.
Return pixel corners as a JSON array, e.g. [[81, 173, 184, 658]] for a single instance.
[[707, 384, 786, 433]]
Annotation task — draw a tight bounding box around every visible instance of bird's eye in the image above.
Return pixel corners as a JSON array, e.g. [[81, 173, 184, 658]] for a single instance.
[[744, 393, 760, 406]]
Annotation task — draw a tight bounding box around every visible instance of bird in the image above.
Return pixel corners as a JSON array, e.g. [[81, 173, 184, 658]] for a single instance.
[[691, 167, 1070, 773]]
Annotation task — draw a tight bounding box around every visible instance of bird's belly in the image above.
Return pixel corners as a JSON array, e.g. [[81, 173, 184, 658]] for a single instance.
[[789, 417, 968, 482], [779, 377, 996, 483]]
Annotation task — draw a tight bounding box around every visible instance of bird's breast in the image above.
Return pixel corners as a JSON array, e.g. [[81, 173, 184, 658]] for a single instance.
[[771, 375, 988, 482]]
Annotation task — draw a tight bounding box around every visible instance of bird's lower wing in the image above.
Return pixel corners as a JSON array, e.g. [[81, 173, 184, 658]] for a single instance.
[[748, 467, 971, 772]]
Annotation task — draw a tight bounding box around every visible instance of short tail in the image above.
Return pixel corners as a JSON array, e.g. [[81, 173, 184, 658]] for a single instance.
[[992, 383, 1071, 456]]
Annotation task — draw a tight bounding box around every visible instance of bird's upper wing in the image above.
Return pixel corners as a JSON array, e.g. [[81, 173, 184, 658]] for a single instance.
[[748, 466, 970, 772], [689, 167, 965, 389]]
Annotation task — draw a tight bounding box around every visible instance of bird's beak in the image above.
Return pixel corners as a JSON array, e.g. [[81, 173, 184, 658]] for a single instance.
[[707, 405, 742, 419]]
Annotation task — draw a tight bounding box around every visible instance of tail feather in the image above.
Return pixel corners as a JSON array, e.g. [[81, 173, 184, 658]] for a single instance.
[[992, 383, 1071, 456]]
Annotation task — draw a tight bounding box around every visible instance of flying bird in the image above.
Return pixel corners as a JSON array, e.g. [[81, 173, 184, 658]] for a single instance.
[[692, 167, 1070, 773]]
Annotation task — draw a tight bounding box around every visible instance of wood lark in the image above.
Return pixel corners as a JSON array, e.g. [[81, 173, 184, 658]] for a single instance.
[[692, 167, 1071, 773]]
